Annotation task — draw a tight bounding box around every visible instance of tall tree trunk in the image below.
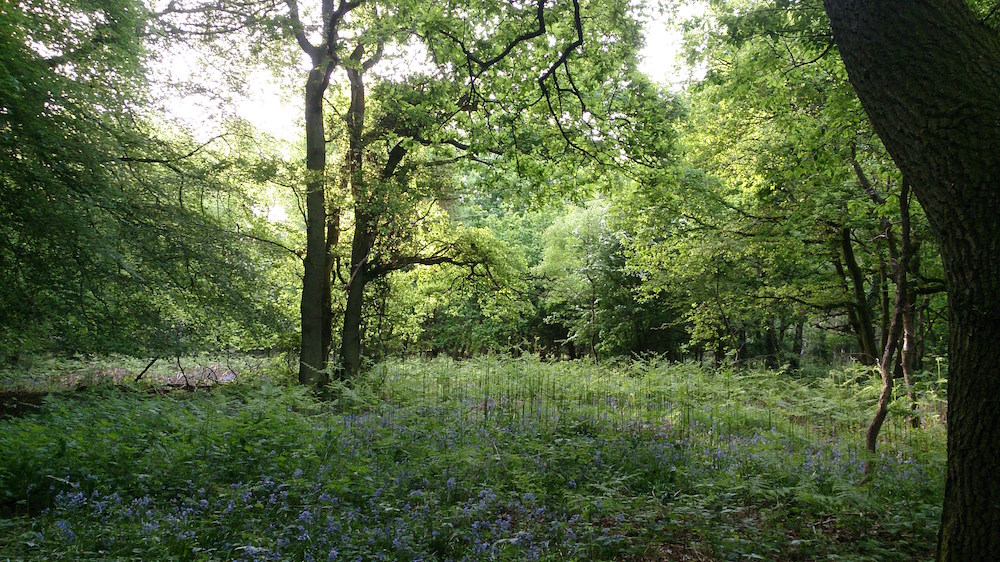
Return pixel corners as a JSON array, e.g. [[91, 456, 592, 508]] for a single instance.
[[839, 228, 879, 364], [878, 257, 890, 353], [298, 64, 334, 387], [714, 328, 725, 367], [854, 153, 922, 430], [288, 0, 356, 387], [764, 322, 779, 370], [339, 231, 369, 380], [864, 187, 910, 474], [735, 328, 747, 367], [864, 288, 901, 474], [823, 1, 1000, 558], [338, 46, 376, 381], [322, 207, 341, 364], [897, 183, 919, 428], [791, 318, 804, 370], [589, 276, 598, 364]]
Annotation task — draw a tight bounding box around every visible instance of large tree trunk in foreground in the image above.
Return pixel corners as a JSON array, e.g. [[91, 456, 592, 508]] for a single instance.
[[823, 1, 1000, 559]]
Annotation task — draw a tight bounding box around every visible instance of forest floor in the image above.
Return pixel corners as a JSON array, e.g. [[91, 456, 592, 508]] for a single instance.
[[0, 355, 945, 561]]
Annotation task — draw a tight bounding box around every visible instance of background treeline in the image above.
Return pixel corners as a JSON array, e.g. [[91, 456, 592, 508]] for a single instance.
[[1, 0, 947, 376]]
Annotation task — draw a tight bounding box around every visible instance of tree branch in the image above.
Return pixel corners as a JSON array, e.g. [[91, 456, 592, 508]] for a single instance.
[[117, 134, 226, 165], [850, 143, 887, 205]]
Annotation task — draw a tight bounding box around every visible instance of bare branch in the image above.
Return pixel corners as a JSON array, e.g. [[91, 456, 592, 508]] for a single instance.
[[850, 143, 887, 205], [117, 134, 226, 165], [235, 229, 303, 261], [286, 0, 321, 58]]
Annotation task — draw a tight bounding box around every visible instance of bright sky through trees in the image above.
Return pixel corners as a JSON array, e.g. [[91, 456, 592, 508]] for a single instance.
[[153, 1, 699, 142], [638, 1, 706, 86]]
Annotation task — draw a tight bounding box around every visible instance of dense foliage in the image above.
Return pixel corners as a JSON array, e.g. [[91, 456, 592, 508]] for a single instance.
[[0, 0, 950, 373], [0, 358, 945, 560], [0, 0, 297, 361]]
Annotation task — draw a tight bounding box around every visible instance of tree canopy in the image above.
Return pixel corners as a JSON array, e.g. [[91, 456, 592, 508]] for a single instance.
[[1, 0, 296, 360]]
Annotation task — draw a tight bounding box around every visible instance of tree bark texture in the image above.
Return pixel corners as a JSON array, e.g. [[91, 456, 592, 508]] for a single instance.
[[823, 1, 1000, 558]]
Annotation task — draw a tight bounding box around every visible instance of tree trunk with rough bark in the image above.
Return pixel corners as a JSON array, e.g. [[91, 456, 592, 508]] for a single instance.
[[298, 64, 334, 387], [338, 46, 378, 381], [823, 1, 1000, 558]]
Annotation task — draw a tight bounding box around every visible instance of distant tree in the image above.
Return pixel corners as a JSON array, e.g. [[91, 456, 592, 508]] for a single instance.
[[640, 0, 947, 374], [536, 199, 679, 361], [305, 0, 671, 381], [149, 0, 678, 381]]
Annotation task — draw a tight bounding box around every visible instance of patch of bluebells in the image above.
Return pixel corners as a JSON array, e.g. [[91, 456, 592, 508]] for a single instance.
[[33, 410, 629, 559], [22, 392, 942, 561]]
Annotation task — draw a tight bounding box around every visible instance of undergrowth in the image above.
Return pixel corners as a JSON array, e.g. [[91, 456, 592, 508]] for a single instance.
[[0, 356, 945, 561]]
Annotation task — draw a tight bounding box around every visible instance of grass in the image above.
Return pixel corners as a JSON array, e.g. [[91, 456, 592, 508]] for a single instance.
[[0, 356, 945, 561]]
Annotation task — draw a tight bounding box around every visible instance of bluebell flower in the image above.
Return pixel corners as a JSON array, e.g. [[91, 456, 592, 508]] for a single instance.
[[299, 509, 313, 524], [55, 520, 75, 542], [57, 490, 87, 508]]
